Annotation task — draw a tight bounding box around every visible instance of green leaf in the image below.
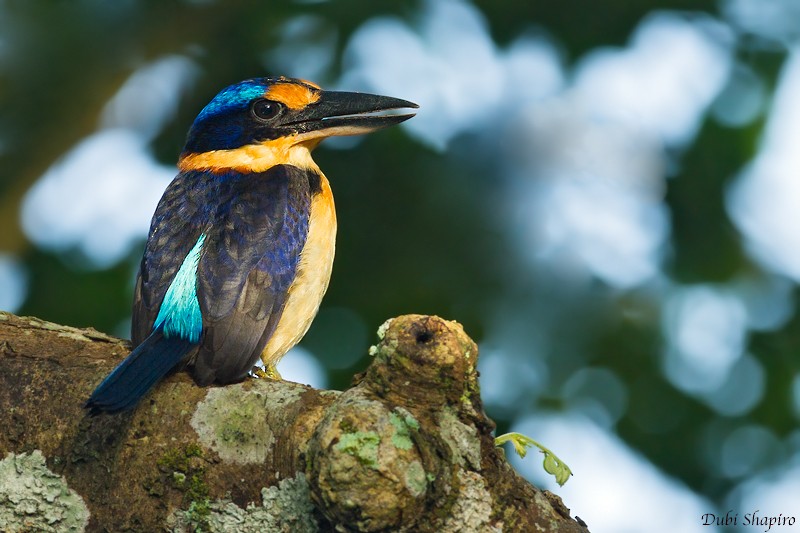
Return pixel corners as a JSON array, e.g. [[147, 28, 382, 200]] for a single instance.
[[495, 432, 573, 486]]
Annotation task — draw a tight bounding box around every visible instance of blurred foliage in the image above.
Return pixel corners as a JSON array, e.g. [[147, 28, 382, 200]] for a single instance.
[[1, 0, 798, 520]]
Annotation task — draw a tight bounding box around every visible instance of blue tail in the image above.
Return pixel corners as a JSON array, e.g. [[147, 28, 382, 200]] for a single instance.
[[85, 329, 195, 414]]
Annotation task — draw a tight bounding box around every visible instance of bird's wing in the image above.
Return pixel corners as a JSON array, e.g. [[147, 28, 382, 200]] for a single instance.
[[193, 164, 312, 384], [131, 171, 215, 346]]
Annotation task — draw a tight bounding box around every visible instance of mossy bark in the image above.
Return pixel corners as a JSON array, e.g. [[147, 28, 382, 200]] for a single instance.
[[0, 311, 589, 532]]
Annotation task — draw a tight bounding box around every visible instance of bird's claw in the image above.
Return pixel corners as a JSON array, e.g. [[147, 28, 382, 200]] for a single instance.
[[253, 364, 282, 380]]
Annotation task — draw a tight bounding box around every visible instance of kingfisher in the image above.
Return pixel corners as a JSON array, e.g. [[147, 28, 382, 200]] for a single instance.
[[86, 76, 417, 413]]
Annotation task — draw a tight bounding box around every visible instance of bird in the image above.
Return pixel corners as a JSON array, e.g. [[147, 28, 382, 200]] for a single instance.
[[85, 76, 417, 413]]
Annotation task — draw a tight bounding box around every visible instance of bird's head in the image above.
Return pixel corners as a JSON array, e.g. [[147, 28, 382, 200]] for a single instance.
[[179, 76, 417, 173]]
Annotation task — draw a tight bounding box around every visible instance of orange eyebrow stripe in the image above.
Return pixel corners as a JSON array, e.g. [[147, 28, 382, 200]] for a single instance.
[[264, 82, 320, 109]]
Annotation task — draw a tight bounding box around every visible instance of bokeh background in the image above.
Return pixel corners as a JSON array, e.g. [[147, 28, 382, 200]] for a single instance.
[[2, 0, 799, 530]]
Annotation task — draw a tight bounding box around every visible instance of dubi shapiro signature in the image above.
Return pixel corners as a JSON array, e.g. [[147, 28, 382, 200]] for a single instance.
[[702, 510, 796, 531]]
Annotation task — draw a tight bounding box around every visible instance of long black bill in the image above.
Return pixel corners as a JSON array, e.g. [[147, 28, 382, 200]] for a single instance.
[[292, 90, 418, 136]]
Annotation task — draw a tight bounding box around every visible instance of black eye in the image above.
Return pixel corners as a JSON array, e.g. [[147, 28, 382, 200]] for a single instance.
[[251, 99, 281, 121]]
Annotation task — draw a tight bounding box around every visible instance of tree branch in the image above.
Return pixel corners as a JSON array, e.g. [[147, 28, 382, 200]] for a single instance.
[[0, 311, 589, 532]]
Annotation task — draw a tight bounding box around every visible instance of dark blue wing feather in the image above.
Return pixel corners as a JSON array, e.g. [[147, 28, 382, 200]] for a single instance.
[[132, 171, 216, 345], [192, 164, 312, 384], [89, 171, 216, 414]]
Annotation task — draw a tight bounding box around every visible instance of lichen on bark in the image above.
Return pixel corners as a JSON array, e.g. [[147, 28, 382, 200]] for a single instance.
[[0, 450, 90, 532], [168, 473, 318, 533]]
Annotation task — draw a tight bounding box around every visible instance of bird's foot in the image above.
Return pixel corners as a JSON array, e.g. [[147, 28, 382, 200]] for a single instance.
[[252, 364, 282, 380]]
